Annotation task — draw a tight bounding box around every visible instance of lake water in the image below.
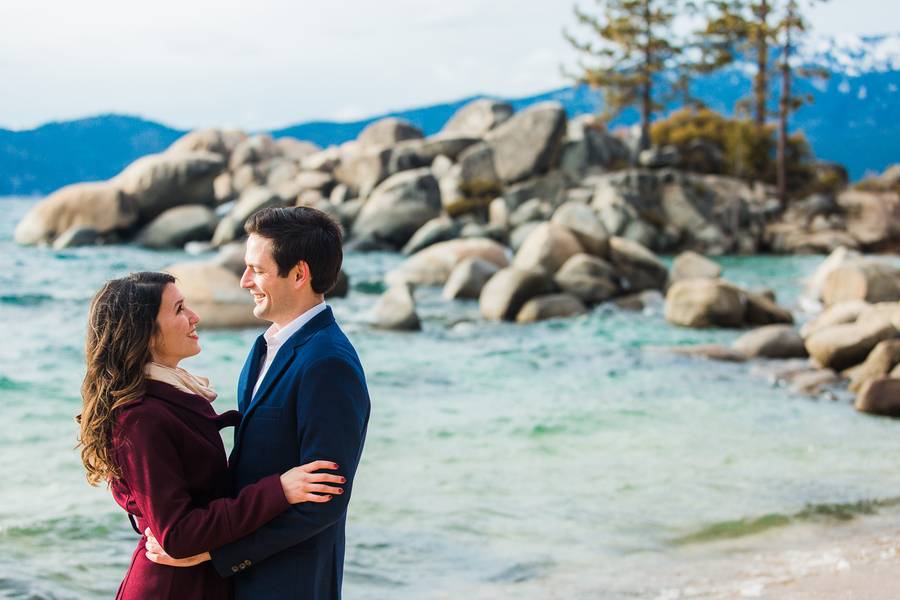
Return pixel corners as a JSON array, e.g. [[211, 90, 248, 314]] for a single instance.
[[2, 196, 899, 599]]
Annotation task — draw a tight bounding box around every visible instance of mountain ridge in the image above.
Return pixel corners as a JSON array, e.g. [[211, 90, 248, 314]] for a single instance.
[[2, 33, 898, 195]]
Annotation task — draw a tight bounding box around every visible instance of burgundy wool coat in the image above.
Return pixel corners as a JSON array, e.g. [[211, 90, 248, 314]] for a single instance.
[[110, 380, 290, 600]]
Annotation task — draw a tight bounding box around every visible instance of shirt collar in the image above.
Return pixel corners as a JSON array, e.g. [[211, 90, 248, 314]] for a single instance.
[[263, 301, 328, 349]]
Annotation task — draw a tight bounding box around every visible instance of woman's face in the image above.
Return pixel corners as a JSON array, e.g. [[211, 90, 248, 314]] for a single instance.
[[152, 283, 201, 367]]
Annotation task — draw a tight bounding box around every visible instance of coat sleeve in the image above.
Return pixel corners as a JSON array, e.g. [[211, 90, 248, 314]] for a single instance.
[[115, 406, 291, 559], [209, 356, 369, 577]]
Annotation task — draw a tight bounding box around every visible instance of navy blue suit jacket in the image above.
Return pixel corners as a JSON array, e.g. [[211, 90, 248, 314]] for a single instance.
[[209, 307, 370, 600]]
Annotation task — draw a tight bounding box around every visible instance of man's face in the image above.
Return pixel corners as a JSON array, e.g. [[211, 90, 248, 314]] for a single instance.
[[240, 234, 299, 325]]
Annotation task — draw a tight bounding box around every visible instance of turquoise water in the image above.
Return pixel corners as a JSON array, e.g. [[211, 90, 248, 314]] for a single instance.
[[2, 196, 900, 599]]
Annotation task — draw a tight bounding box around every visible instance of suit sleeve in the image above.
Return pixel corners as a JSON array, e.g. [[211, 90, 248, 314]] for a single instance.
[[115, 407, 291, 559], [209, 356, 369, 577]]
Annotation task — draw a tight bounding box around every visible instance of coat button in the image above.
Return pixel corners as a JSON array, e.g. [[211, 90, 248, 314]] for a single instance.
[[244, 560, 252, 567], [231, 566, 239, 573]]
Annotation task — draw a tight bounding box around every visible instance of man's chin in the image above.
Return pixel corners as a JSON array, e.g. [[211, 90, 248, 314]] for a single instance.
[[252, 305, 268, 320]]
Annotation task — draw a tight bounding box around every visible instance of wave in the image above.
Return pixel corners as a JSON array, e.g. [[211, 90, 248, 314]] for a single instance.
[[0, 293, 54, 306], [671, 496, 900, 545]]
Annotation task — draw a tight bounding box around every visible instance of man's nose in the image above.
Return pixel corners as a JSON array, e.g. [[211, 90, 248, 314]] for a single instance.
[[239, 267, 252, 288]]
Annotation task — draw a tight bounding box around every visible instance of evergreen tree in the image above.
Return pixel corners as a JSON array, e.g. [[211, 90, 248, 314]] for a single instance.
[[775, 0, 828, 201], [565, 0, 684, 153]]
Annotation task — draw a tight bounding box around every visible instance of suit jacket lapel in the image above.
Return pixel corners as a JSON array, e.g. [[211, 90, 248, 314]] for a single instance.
[[238, 335, 266, 413], [241, 307, 337, 419]]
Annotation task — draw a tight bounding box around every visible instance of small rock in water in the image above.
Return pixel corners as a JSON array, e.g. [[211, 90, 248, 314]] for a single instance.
[[372, 284, 421, 331]]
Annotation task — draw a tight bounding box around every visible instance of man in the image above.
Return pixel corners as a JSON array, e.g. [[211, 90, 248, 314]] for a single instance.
[[147, 206, 370, 599]]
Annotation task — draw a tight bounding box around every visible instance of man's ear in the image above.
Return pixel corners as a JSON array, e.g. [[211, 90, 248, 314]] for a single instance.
[[293, 261, 310, 288]]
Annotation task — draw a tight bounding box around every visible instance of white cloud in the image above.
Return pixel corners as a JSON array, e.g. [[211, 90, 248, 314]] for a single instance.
[[0, 0, 895, 130]]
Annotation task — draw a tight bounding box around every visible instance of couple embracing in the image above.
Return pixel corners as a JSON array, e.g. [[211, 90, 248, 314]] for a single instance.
[[76, 207, 371, 599]]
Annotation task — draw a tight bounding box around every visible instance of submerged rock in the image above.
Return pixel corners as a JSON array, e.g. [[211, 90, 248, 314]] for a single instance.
[[134, 205, 218, 249], [665, 279, 745, 328], [733, 325, 808, 359], [516, 294, 587, 323], [442, 257, 500, 300], [855, 377, 900, 417]]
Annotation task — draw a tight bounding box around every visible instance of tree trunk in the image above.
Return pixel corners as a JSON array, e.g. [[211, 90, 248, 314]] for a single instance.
[[753, 0, 770, 126], [776, 1, 793, 204], [639, 0, 653, 152]]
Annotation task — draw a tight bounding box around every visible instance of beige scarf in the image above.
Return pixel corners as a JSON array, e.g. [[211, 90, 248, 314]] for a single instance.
[[144, 362, 218, 402]]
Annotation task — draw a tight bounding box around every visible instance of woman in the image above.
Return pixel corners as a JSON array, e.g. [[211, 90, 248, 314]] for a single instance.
[[77, 272, 344, 599]]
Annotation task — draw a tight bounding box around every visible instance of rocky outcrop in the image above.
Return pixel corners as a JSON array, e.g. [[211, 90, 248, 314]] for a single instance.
[[550, 202, 610, 256], [357, 118, 423, 149], [116, 151, 225, 222], [14, 182, 137, 245]]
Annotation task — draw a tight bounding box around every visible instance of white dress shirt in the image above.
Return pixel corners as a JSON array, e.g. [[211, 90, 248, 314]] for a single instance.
[[252, 302, 328, 399]]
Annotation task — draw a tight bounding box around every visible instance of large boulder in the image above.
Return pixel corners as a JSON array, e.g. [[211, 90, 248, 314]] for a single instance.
[[845, 339, 900, 392], [559, 115, 629, 177], [441, 99, 513, 137], [855, 377, 900, 417], [665, 279, 745, 328], [733, 325, 808, 359], [163, 262, 258, 328], [402, 217, 462, 255], [803, 246, 862, 303], [134, 205, 218, 249], [115, 151, 225, 222], [805, 318, 899, 371], [442, 257, 500, 300], [333, 146, 392, 198], [14, 182, 137, 245], [275, 138, 321, 161], [228, 134, 280, 170], [550, 202, 610, 256], [387, 238, 510, 287], [51, 226, 102, 249], [211, 186, 283, 246], [672, 251, 722, 282], [516, 294, 587, 323], [372, 284, 421, 331], [742, 290, 794, 326], [479, 267, 555, 321], [358, 118, 423, 149], [821, 261, 900, 306], [439, 142, 502, 216], [608, 236, 669, 292], [553, 254, 619, 304], [513, 223, 584, 275], [837, 190, 900, 251], [352, 168, 441, 249], [799, 300, 869, 339], [167, 128, 241, 157], [483, 102, 567, 184]]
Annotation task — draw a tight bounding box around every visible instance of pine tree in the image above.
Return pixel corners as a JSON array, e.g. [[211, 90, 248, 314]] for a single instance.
[[775, 0, 828, 202], [565, 0, 683, 153], [699, 0, 777, 125]]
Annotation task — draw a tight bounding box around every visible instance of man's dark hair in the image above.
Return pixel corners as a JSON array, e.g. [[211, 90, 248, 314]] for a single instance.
[[245, 206, 343, 295]]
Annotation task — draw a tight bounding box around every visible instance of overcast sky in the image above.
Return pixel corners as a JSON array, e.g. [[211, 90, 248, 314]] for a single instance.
[[1, 0, 897, 131]]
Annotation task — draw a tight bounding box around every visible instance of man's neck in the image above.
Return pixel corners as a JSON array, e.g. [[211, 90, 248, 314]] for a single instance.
[[271, 296, 325, 331]]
